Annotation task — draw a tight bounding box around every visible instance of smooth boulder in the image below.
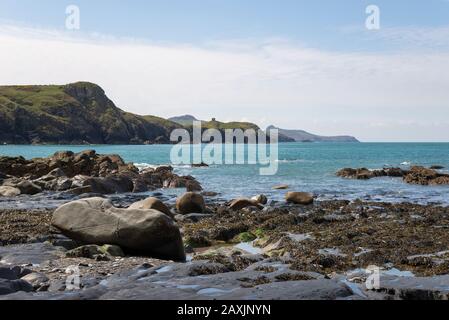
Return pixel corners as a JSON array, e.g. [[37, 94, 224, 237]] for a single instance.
[[51, 197, 185, 261], [285, 192, 314, 205], [128, 197, 173, 218], [176, 192, 205, 214], [0, 186, 21, 197]]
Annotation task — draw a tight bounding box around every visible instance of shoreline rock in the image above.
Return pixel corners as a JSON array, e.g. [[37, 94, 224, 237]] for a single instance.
[[336, 166, 449, 186], [0, 150, 202, 196]]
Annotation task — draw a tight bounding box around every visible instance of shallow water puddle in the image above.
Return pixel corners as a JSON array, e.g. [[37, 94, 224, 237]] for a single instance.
[[287, 232, 315, 242], [354, 248, 373, 257], [383, 268, 414, 277], [177, 284, 200, 290], [318, 248, 347, 257], [234, 242, 263, 255], [155, 265, 173, 274], [197, 287, 236, 297], [346, 267, 415, 278]]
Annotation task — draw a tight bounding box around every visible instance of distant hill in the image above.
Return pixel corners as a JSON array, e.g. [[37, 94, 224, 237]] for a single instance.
[[168, 115, 200, 126], [0, 82, 357, 144], [267, 125, 359, 143], [169, 115, 294, 142], [0, 83, 286, 144], [170, 115, 258, 131]]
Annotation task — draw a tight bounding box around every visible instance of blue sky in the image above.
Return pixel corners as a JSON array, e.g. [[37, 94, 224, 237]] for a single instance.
[[2, 0, 449, 50], [1, 1, 449, 141]]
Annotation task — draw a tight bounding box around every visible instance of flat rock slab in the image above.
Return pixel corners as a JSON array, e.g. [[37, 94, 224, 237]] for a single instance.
[[375, 275, 449, 300], [0, 243, 66, 266], [0, 260, 353, 300], [2, 258, 449, 300]]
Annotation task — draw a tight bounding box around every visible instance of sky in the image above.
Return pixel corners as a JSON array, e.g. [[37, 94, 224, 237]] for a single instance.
[[0, 0, 449, 141]]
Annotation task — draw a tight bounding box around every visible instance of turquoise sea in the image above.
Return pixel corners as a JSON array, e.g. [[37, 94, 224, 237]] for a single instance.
[[1, 143, 449, 205]]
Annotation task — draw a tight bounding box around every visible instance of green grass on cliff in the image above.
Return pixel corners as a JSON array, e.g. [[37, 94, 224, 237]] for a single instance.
[[0, 85, 68, 108]]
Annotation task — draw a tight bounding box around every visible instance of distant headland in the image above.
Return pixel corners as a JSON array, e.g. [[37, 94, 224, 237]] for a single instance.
[[0, 82, 358, 145]]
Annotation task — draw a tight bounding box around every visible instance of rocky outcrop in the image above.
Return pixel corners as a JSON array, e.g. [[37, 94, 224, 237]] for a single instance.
[[337, 166, 449, 186], [336, 167, 404, 180], [0, 150, 136, 180], [51, 197, 185, 261], [0, 150, 201, 196], [404, 166, 449, 185]]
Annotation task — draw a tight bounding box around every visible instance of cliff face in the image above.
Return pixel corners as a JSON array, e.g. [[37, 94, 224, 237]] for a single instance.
[[0, 82, 180, 144]]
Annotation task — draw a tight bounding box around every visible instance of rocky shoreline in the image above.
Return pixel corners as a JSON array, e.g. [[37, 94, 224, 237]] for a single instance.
[[1, 196, 449, 299], [337, 166, 449, 185], [1, 151, 449, 300], [0, 150, 202, 197]]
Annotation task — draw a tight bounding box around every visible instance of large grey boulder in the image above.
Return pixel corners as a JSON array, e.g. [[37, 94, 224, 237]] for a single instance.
[[51, 198, 185, 261]]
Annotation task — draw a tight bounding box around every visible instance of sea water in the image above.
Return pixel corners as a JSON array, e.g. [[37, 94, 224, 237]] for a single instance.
[[1, 142, 449, 205]]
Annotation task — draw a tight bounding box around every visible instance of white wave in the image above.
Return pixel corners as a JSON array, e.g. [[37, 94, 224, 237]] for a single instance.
[[400, 161, 411, 166], [134, 163, 157, 170], [275, 159, 307, 163], [135, 162, 194, 171], [172, 164, 193, 169]]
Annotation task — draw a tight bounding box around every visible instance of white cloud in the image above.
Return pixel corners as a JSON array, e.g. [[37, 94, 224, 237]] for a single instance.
[[1, 24, 449, 141]]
